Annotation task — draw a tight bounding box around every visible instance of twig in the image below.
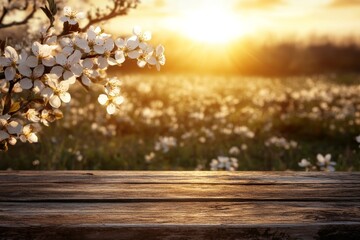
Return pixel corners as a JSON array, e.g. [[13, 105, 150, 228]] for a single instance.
[[81, 0, 139, 31]]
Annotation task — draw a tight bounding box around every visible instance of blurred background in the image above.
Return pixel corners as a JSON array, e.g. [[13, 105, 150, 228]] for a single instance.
[[1, 0, 360, 171]]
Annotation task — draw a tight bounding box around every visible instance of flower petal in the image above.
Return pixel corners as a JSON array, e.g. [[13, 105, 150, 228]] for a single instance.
[[107, 57, 117, 66], [59, 16, 68, 23], [20, 78, 33, 89], [4, 46, 18, 62], [98, 94, 108, 105], [26, 55, 38, 68], [7, 121, 23, 135], [33, 80, 45, 93], [42, 57, 56, 67], [106, 103, 116, 115], [59, 81, 70, 91], [33, 65, 45, 78], [49, 95, 61, 108], [5, 67, 16, 80], [97, 57, 108, 69], [32, 42, 41, 56], [56, 53, 67, 66], [0, 57, 11, 67], [156, 45, 165, 55], [137, 60, 147, 68], [63, 70, 75, 82], [0, 130, 9, 141], [59, 92, 71, 103], [64, 6, 72, 15], [127, 50, 141, 59], [18, 64, 32, 77], [94, 45, 105, 54], [104, 38, 114, 52], [126, 36, 139, 50], [68, 19, 77, 25], [41, 87, 54, 98], [70, 63, 83, 76], [82, 58, 93, 69], [62, 46, 74, 56], [115, 38, 125, 48], [68, 50, 82, 64], [81, 75, 91, 86], [115, 51, 125, 64], [147, 56, 157, 65], [50, 66, 64, 78], [114, 96, 124, 105], [28, 133, 38, 143], [75, 38, 88, 50]]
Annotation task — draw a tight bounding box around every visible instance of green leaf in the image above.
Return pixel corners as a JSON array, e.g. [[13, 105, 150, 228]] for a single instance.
[[47, 0, 57, 15], [40, 6, 53, 22]]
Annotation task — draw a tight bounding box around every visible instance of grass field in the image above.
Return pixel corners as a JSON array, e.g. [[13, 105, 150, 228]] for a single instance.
[[1, 74, 360, 171]]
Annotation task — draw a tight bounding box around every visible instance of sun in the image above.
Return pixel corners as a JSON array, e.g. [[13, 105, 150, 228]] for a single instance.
[[178, 6, 250, 44]]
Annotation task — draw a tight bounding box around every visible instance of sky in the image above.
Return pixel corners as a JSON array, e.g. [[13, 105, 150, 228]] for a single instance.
[[98, 0, 360, 43]]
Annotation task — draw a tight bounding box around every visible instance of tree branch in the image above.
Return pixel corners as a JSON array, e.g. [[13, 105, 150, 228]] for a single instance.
[[81, 0, 139, 31], [0, 0, 37, 29]]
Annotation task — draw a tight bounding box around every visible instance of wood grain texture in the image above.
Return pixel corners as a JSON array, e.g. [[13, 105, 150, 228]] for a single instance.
[[0, 183, 359, 201], [1, 171, 359, 184], [0, 171, 359, 239]]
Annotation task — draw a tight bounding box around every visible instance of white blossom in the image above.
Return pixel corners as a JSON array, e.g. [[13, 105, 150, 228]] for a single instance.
[[18, 64, 45, 89], [29, 42, 56, 67], [0, 46, 19, 80], [115, 37, 141, 60], [20, 125, 38, 143], [25, 109, 40, 122], [41, 74, 71, 108], [133, 26, 152, 50], [98, 93, 124, 114], [60, 6, 85, 25], [51, 50, 83, 84], [146, 44, 166, 71]]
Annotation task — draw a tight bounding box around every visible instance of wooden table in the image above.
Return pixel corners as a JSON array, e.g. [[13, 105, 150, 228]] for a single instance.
[[0, 171, 359, 239]]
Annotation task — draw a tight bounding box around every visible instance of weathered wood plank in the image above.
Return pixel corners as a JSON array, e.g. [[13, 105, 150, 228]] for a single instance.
[[1, 171, 359, 184], [1, 202, 360, 225], [1, 224, 360, 240], [0, 171, 359, 239], [1, 183, 359, 201], [1, 202, 360, 240]]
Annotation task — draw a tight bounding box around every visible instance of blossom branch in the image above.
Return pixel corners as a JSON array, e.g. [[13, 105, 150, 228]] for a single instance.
[[0, 2, 165, 151]]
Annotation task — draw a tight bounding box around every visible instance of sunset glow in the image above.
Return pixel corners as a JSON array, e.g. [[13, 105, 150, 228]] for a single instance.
[[178, 6, 249, 44]]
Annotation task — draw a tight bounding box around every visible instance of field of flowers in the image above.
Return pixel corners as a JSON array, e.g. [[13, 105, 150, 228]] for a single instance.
[[1, 73, 360, 171]]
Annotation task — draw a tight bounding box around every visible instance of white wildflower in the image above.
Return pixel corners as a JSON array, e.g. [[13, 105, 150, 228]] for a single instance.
[[317, 154, 336, 172]]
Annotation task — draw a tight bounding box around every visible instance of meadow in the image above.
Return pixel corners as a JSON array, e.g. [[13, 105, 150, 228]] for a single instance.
[[1, 73, 360, 171]]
